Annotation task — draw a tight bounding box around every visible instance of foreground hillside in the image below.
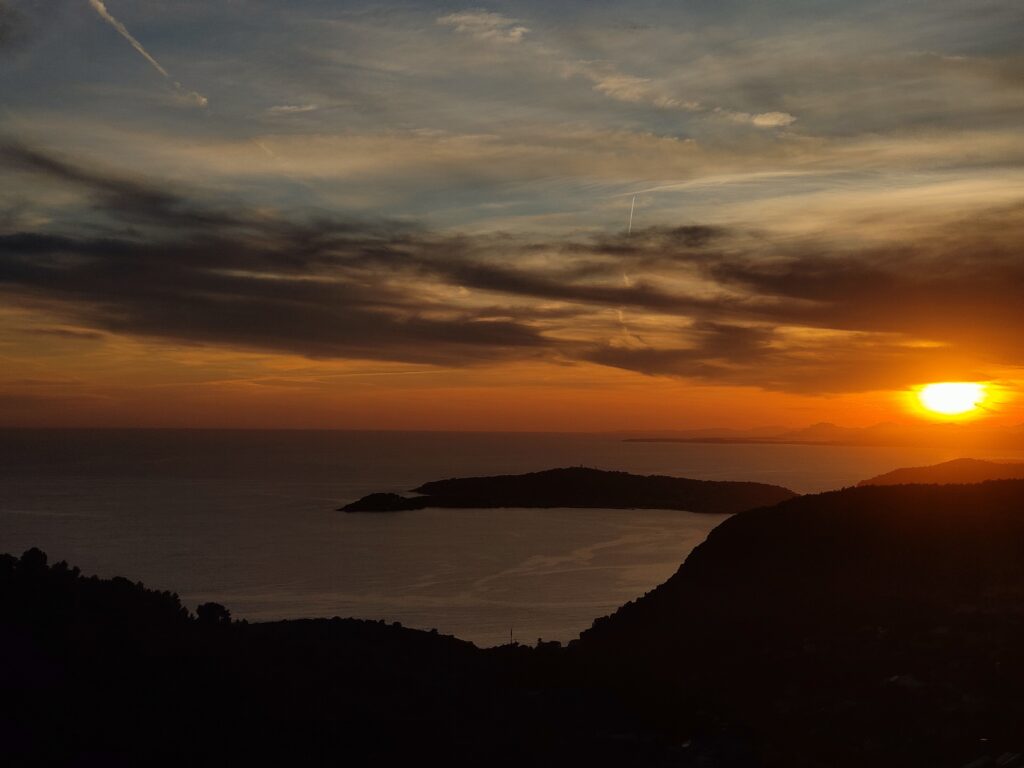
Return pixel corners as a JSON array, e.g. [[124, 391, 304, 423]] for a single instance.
[[7, 482, 1024, 766], [0, 548, 678, 767], [576, 482, 1024, 766]]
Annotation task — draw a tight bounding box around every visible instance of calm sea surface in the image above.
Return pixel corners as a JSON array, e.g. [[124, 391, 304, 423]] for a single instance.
[[2, 430, 1020, 646]]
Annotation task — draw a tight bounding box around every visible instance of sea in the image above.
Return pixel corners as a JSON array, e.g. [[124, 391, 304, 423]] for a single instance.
[[2, 429, 1020, 647]]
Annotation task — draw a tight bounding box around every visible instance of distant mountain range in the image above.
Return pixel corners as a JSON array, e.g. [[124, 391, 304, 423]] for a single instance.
[[625, 420, 1024, 447]]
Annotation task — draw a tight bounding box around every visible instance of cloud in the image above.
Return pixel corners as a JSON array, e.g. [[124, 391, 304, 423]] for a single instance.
[[0, 143, 549, 366], [578, 67, 702, 111], [173, 89, 208, 109], [718, 109, 797, 128], [3, 143, 1024, 394], [435, 9, 797, 125], [0, 142, 243, 230], [267, 104, 319, 114], [87, 0, 207, 108], [750, 111, 797, 128], [26, 327, 106, 341], [437, 11, 529, 44]]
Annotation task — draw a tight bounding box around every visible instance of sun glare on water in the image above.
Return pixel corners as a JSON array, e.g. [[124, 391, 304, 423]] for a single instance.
[[915, 382, 987, 417]]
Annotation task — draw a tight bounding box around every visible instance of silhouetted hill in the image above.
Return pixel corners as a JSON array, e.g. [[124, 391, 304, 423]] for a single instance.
[[0, 547, 688, 767], [858, 457, 1024, 486], [574, 482, 1024, 766], [342, 467, 797, 514]]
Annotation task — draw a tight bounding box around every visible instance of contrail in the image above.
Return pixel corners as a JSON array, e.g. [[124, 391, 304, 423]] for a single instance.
[[87, 0, 207, 106], [88, 0, 169, 77], [627, 194, 636, 234]]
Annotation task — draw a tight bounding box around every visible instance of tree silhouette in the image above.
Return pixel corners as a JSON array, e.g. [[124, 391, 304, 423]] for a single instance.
[[196, 602, 231, 625]]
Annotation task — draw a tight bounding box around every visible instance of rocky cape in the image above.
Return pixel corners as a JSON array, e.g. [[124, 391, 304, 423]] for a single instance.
[[340, 466, 798, 515]]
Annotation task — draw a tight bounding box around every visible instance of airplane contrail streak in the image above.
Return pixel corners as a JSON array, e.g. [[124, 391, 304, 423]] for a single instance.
[[88, 0, 169, 77], [627, 194, 636, 234], [87, 0, 207, 106]]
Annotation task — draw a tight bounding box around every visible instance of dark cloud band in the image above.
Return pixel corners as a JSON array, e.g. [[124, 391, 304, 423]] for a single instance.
[[2, 142, 1021, 392]]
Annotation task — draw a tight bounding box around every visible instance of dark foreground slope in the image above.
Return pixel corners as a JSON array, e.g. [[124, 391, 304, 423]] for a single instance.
[[342, 466, 797, 513], [8, 482, 1024, 767], [858, 457, 1024, 486], [575, 482, 1024, 767], [0, 549, 680, 768]]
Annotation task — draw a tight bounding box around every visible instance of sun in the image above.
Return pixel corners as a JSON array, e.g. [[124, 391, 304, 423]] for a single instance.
[[915, 382, 987, 417]]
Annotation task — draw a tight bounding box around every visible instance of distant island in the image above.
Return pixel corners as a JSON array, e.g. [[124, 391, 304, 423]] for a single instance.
[[340, 466, 797, 514], [857, 457, 1024, 486]]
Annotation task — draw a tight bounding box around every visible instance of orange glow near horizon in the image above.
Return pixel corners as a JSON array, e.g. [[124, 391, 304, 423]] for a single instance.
[[913, 382, 988, 419], [3, 317, 1023, 431]]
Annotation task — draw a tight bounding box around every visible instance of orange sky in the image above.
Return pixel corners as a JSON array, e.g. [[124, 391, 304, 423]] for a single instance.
[[3, 322, 1020, 430]]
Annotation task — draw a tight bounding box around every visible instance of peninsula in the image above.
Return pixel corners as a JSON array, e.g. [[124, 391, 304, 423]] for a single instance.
[[340, 466, 797, 514]]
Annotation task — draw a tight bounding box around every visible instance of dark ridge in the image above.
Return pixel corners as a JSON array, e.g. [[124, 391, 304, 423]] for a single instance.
[[573, 481, 1024, 766], [341, 466, 797, 514], [858, 457, 1024, 486]]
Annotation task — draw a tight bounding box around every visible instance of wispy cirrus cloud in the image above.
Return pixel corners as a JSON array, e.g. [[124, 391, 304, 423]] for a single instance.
[[267, 104, 319, 114], [437, 11, 529, 44], [436, 7, 795, 128], [719, 109, 797, 128], [569, 65, 703, 112]]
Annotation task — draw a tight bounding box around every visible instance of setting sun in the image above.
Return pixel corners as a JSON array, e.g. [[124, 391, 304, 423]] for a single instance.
[[916, 382, 987, 417]]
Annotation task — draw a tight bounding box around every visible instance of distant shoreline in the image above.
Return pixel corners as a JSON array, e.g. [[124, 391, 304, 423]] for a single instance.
[[624, 437, 881, 447], [623, 436, 1023, 448]]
